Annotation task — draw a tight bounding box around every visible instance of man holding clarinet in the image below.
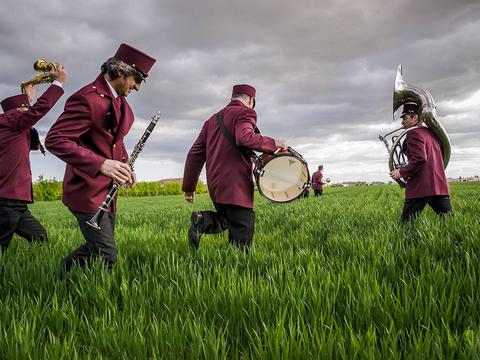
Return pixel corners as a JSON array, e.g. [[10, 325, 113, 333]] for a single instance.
[[46, 43, 156, 273]]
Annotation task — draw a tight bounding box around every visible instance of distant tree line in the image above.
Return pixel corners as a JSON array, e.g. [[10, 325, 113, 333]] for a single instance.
[[32, 176, 207, 201]]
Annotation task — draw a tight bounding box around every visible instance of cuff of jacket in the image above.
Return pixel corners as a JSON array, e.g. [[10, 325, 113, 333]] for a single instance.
[[81, 154, 107, 178], [263, 137, 277, 154], [399, 167, 409, 180]]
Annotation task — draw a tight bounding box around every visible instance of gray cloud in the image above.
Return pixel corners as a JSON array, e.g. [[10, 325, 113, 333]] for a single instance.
[[2, 0, 479, 183]]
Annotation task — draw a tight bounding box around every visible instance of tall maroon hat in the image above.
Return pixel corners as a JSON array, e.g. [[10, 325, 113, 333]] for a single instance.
[[1, 94, 29, 112], [114, 43, 156, 77], [232, 84, 256, 98]]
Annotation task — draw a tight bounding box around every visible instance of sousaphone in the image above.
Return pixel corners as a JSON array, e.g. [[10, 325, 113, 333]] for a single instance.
[[379, 65, 451, 187]]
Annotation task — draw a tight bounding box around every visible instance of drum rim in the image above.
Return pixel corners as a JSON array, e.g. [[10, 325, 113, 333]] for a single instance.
[[254, 150, 311, 203]]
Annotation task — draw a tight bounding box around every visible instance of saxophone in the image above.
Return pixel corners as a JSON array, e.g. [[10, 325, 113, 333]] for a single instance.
[[21, 59, 59, 92], [87, 111, 161, 229]]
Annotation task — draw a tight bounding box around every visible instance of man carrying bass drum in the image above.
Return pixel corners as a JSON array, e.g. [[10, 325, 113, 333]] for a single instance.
[[182, 84, 286, 251]]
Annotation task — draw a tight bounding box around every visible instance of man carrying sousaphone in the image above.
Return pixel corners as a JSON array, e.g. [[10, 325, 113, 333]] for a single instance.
[[390, 101, 452, 224], [45, 44, 156, 272], [0, 64, 67, 253], [182, 84, 287, 251]]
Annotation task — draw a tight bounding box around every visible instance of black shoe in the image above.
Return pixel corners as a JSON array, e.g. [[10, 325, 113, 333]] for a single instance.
[[188, 212, 203, 249]]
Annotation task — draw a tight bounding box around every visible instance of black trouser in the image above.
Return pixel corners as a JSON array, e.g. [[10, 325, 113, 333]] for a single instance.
[[200, 203, 255, 248], [314, 189, 323, 196], [62, 212, 117, 272], [0, 199, 47, 252], [401, 195, 452, 224]]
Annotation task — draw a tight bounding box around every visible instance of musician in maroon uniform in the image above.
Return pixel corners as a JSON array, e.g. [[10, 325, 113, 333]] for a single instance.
[[0, 66, 66, 252], [45, 44, 156, 272], [311, 165, 325, 196], [182, 84, 286, 250], [390, 102, 452, 223]]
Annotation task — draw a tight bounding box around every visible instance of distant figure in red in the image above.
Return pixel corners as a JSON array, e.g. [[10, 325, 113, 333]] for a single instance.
[[311, 165, 325, 196], [182, 84, 286, 251], [390, 102, 452, 223], [0, 65, 67, 252]]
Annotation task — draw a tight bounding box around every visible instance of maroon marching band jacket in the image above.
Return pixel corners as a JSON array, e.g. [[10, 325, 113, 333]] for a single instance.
[[182, 100, 277, 209], [45, 74, 132, 213], [311, 170, 324, 190], [399, 127, 449, 200], [0, 85, 64, 202]]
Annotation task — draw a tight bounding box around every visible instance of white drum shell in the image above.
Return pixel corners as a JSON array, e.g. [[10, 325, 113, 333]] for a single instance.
[[257, 154, 309, 203]]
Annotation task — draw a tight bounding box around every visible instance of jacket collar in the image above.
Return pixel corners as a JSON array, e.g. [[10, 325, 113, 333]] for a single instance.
[[92, 74, 115, 98], [92, 74, 123, 126], [227, 99, 248, 108]]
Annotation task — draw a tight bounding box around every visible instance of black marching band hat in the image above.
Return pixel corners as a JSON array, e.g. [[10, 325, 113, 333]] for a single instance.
[[400, 102, 419, 117]]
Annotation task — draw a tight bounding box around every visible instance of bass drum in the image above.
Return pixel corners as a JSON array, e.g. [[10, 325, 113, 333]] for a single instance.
[[254, 147, 310, 203]]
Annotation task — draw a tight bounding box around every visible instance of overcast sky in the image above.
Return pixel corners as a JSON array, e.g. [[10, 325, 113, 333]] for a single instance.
[[1, 0, 479, 183]]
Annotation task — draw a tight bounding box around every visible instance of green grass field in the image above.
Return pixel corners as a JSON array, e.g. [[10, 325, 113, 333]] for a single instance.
[[1, 183, 479, 359]]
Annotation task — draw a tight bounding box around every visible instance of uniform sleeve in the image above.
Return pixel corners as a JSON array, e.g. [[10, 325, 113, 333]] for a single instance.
[[399, 130, 427, 180], [45, 93, 106, 178], [182, 123, 207, 192], [2, 85, 64, 131], [234, 108, 277, 154]]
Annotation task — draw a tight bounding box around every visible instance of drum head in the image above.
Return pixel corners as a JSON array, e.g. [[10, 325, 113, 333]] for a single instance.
[[257, 154, 309, 203]]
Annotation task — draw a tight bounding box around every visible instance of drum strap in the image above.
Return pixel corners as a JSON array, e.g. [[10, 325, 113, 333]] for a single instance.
[[216, 111, 256, 158]]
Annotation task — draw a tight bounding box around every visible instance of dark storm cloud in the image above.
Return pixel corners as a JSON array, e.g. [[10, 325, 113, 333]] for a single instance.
[[1, 0, 479, 181]]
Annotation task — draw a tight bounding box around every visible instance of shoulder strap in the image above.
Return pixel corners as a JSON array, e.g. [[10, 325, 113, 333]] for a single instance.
[[216, 111, 237, 148], [30, 127, 46, 156], [215, 111, 256, 158]]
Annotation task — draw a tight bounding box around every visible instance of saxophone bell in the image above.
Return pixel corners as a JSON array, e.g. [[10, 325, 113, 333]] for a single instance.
[[21, 58, 60, 93]]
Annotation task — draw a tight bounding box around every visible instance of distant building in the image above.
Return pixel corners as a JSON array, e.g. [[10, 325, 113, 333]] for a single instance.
[[341, 181, 366, 187], [465, 175, 480, 182], [448, 176, 479, 183]]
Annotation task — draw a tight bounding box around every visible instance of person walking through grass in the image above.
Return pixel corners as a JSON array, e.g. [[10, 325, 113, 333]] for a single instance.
[[311, 164, 325, 196], [182, 84, 286, 251], [390, 102, 452, 224], [45, 44, 156, 272], [0, 65, 66, 252]]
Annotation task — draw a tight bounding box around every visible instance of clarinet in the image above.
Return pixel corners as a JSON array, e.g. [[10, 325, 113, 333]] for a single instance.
[[87, 111, 161, 229]]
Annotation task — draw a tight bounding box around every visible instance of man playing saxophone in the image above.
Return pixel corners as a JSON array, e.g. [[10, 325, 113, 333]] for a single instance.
[[45, 44, 156, 273], [0, 64, 67, 253], [390, 102, 452, 223]]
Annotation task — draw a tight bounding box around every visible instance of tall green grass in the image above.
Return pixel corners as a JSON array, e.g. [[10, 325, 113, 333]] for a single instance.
[[1, 183, 479, 359]]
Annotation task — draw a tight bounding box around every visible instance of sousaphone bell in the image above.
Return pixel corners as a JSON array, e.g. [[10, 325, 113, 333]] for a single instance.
[[379, 65, 451, 187]]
